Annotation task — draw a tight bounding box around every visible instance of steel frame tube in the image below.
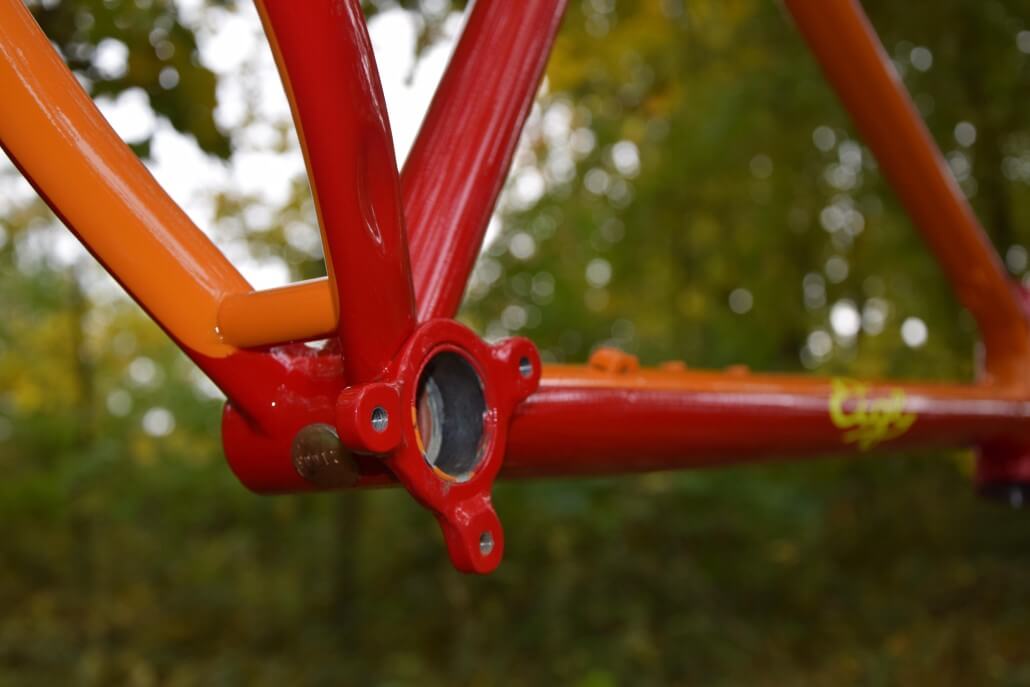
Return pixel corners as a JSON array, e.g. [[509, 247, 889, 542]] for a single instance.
[[256, 0, 417, 383], [218, 279, 336, 349], [6, 0, 1030, 491], [784, 0, 1030, 388], [216, 0, 570, 345], [0, 0, 248, 360], [403, 0, 569, 321], [0, 0, 302, 424], [501, 366, 1030, 479]]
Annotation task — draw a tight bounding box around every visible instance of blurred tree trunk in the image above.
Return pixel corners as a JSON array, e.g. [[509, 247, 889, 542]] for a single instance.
[[956, 6, 1014, 257], [69, 271, 96, 445], [331, 493, 365, 629]]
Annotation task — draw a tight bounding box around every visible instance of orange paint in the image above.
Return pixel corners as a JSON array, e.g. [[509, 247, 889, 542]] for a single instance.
[[784, 0, 1030, 390], [0, 0, 251, 357], [252, 0, 340, 311], [218, 278, 336, 347], [541, 363, 1030, 401], [588, 347, 640, 373]]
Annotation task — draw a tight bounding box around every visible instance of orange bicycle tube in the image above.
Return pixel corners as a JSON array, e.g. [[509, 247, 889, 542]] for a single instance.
[[5, 0, 1030, 571], [0, 0, 250, 358], [218, 279, 335, 348], [784, 0, 1030, 390]]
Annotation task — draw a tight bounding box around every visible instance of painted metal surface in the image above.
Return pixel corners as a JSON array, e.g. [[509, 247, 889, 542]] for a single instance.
[[256, 0, 416, 383], [225, 319, 540, 573], [0, 0, 249, 359], [403, 0, 569, 321], [214, 0, 569, 345], [219, 0, 563, 572], [366, 320, 539, 573], [221, 344, 362, 494], [224, 356, 1030, 488], [503, 358, 1030, 479], [785, 0, 1030, 488], [0, 0, 299, 427], [218, 279, 336, 348], [784, 0, 1030, 390], [6, 0, 1030, 574]]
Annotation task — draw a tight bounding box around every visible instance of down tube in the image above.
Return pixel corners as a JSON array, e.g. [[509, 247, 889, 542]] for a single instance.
[[501, 370, 1030, 479]]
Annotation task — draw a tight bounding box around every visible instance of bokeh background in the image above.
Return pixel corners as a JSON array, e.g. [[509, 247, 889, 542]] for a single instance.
[[2, 0, 1030, 684]]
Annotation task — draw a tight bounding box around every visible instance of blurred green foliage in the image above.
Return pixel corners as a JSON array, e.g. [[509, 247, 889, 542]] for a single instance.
[[30, 0, 229, 158], [2, 0, 1030, 684]]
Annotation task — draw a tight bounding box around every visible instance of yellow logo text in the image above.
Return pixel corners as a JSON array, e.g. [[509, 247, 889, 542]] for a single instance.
[[828, 378, 916, 450]]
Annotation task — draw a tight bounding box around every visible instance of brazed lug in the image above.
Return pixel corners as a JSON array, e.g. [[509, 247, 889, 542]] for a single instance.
[[352, 320, 541, 574], [489, 336, 541, 403], [335, 382, 402, 455], [436, 495, 504, 574]]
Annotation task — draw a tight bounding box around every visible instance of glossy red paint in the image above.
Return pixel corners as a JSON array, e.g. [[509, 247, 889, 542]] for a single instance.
[[336, 382, 403, 455], [503, 367, 1030, 479], [785, 0, 1030, 491], [365, 320, 539, 573], [220, 341, 357, 493], [974, 286, 1030, 491], [220, 2, 556, 572], [403, 0, 569, 321], [9, 0, 1030, 576], [224, 319, 541, 573], [210, 0, 569, 338], [256, 0, 416, 384], [222, 354, 1030, 494]]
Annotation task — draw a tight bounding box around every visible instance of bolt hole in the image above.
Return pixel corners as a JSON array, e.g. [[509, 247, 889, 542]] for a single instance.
[[370, 406, 389, 433], [479, 531, 494, 556], [518, 356, 533, 378]]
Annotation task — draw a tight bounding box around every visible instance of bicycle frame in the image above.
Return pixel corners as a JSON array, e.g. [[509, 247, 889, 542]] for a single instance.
[[2, 0, 1029, 571]]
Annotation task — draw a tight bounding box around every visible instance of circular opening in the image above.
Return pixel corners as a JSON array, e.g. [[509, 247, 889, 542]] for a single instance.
[[370, 406, 389, 433], [414, 351, 488, 480], [479, 531, 494, 556], [518, 356, 533, 378]]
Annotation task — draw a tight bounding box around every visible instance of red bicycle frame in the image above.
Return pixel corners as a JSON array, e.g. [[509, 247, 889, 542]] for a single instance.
[[1, 0, 1028, 573]]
